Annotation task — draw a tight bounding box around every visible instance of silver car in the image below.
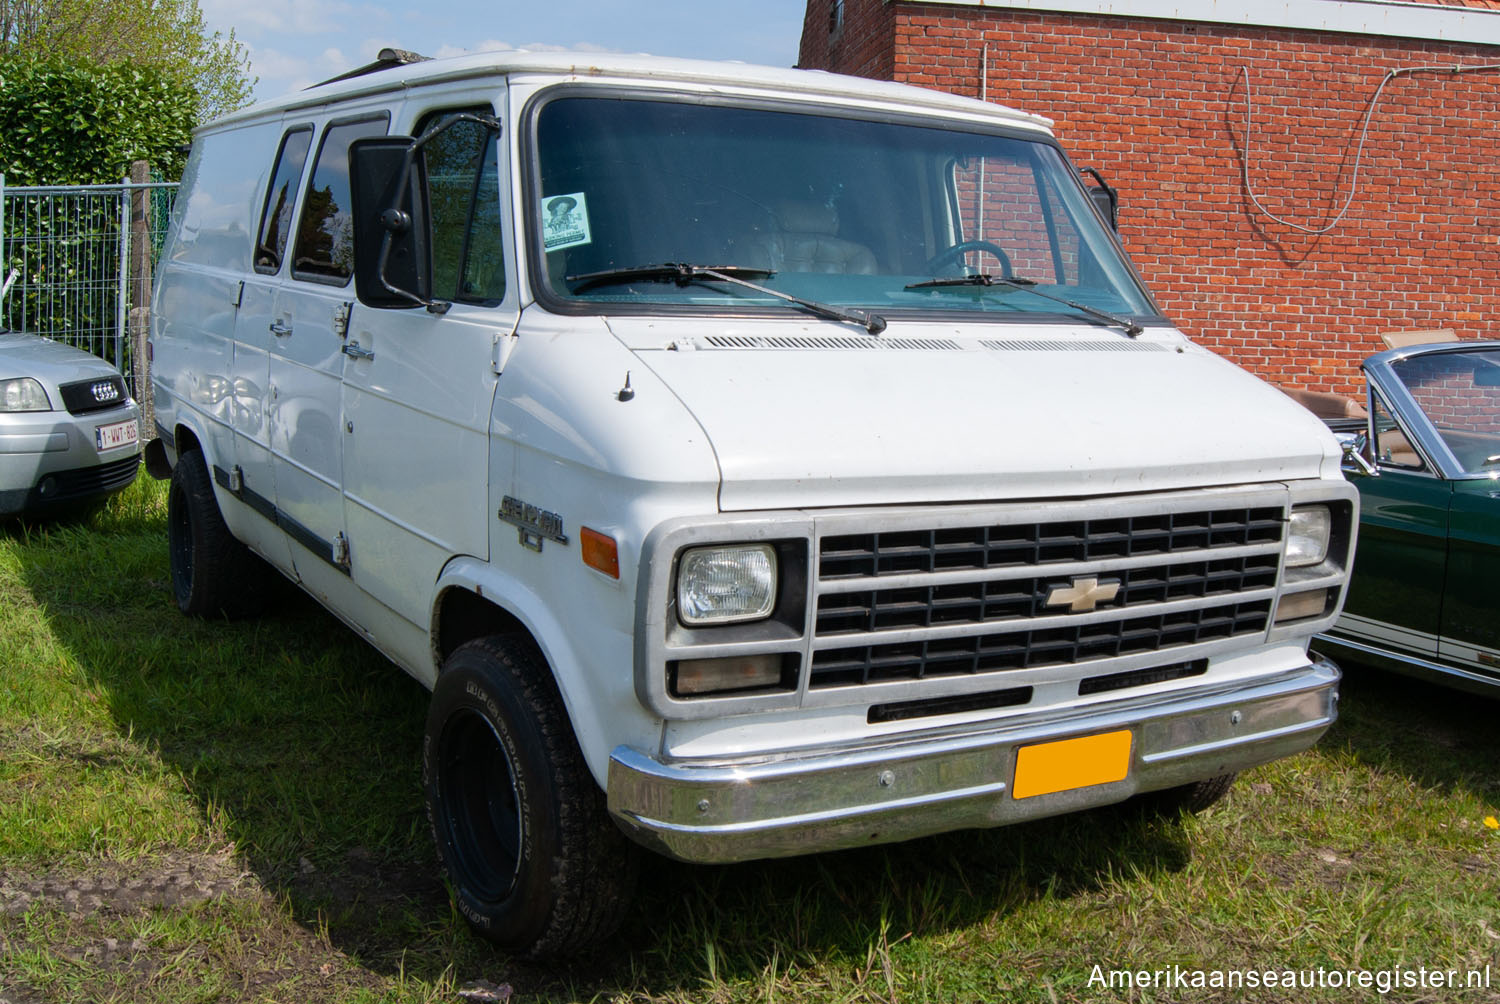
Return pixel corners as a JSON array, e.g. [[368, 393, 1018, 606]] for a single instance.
[[0, 331, 141, 517]]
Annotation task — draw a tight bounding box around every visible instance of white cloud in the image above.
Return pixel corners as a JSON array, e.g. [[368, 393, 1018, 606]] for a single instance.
[[239, 43, 353, 100], [200, 0, 372, 37], [321, 47, 353, 74], [511, 40, 615, 53], [240, 45, 312, 82], [428, 40, 616, 59], [432, 40, 513, 60]]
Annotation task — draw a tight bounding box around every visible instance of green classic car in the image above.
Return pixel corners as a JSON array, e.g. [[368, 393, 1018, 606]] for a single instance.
[[1315, 340, 1500, 695]]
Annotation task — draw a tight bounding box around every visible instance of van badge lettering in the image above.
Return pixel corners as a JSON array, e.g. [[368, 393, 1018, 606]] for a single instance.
[[1044, 576, 1120, 613], [499, 496, 568, 552]]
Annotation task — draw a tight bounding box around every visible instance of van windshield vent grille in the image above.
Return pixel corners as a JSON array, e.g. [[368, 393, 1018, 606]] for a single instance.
[[701, 335, 961, 351], [979, 339, 1168, 353]]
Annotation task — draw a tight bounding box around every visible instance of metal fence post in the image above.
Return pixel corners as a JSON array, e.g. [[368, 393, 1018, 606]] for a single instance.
[[128, 161, 154, 437], [116, 176, 130, 377]]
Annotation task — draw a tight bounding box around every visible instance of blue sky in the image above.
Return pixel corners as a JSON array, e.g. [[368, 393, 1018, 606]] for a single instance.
[[199, 0, 813, 104]]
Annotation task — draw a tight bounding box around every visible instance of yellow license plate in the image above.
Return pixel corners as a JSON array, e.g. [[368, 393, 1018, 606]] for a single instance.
[[1012, 730, 1133, 799]]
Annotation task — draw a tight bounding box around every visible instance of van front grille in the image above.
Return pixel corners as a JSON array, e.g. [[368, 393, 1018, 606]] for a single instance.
[[810, 504, 1284, 691], [819, 507, 1284, 580]]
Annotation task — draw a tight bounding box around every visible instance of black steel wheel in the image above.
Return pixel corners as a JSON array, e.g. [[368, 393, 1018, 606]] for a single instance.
[[424, 636, 638, 958], [166, 448, 268, 618]]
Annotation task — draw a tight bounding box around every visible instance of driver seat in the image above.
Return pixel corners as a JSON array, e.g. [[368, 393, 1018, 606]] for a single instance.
[[748, 201, 877, 274]]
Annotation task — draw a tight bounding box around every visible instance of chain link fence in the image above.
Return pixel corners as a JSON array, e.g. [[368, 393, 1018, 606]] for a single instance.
[[0, 171, 178, 401]]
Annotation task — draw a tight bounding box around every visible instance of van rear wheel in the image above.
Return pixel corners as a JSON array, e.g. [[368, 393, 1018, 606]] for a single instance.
[[424, 636, 638, 958], [166, 449, 268, 618]]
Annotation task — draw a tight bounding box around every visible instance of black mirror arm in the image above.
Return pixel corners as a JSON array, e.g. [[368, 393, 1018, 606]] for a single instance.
[[374, 113, 503, 314], [1079, 167, 1119, 231], [375, 226, 450, 314]]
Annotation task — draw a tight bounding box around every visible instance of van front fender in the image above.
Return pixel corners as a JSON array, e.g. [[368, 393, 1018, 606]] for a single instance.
[[431, 556, 662, 788]]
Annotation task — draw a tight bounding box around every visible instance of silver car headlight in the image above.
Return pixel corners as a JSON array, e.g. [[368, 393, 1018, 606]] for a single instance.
[[0, 377, 51, 412], [1286, 505, 1331, 568], [676, 544, 777, 625]]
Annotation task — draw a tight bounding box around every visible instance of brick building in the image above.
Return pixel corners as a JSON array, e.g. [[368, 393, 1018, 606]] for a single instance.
[[798, 0, 1500, 394]]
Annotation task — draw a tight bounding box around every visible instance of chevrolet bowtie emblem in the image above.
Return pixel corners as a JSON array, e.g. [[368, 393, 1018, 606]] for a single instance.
[[1044, 575, 1121, 613]]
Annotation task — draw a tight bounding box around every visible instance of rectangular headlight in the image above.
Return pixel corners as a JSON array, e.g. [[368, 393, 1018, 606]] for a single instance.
[[1286, 505, 1331, 568], [676, 544, 777, 625]]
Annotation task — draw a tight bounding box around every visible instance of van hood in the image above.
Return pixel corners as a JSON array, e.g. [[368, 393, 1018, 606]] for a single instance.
[[610, 320, 1340, 512]]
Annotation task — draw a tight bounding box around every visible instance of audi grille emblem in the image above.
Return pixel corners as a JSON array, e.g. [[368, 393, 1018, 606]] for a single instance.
[[90, 381, 119, 403]]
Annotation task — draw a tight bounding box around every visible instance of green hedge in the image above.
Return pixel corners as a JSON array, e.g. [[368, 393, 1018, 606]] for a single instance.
[[0, 59, 195, 185]]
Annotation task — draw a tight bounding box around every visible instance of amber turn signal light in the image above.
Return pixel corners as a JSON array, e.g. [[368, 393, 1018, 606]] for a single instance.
[[581, 527, 620, 579]]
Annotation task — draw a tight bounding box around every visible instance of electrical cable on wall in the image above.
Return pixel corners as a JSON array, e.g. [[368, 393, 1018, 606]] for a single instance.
[[1239, 62, 1500, 235]]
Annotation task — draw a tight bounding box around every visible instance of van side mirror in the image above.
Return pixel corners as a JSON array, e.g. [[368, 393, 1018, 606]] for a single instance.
[[350, 113, 501, 313], [350, 136, 435, 310], [1079, 167, 1119, 233]]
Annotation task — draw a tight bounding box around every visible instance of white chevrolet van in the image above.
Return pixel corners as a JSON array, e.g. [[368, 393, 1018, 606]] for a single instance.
[[146, 49, 1357, 956]]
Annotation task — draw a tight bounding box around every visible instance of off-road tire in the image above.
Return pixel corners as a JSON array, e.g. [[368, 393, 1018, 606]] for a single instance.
[[424, 636, 639, 958], [167, 449, 269, 618], [1140, 772, 1238, 816]]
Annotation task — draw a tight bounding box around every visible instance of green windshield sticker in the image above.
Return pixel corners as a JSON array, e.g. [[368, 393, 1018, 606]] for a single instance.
[[541, 192, 592, 252]]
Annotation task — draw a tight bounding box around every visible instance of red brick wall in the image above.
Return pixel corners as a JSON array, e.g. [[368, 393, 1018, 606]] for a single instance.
[[799, 1, 1500, 395], [800, 0, 897, 81]]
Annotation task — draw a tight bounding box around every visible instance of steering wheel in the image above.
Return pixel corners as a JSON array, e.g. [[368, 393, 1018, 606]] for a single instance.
[[925, 240, 1013, 276]]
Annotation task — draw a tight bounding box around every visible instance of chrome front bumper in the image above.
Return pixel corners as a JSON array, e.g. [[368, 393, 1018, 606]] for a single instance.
[[607, 658, 1339, 863]]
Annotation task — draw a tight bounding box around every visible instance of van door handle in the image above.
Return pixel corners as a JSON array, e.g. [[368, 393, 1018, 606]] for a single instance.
[[269, 319, 292, 336], [342, 341, 374, 360]]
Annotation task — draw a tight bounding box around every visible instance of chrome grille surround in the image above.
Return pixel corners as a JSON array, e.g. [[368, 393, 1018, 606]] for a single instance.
[[633, 482, 1358, 722]]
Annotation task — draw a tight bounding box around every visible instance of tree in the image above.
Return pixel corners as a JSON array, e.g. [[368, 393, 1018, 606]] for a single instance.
[[0, 0, 253, 121], [0, 59, 197, 183]]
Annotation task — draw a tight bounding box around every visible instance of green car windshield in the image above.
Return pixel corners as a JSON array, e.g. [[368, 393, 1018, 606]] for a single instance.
[[1391, 348, 1500, 475], [531, 95, 1158, 326]]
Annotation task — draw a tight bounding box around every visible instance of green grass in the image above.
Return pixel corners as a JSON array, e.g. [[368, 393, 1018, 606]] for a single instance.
[[2, 477, 1498, 1002]]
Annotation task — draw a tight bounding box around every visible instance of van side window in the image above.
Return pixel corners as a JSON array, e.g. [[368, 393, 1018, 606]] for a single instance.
[[292, 114, 391, 284], [254, 127, 312, 273], [418, 107, 505, 304]]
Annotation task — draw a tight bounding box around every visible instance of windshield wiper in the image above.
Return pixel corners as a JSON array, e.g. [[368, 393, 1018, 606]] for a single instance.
[[567, 262, 888, 335], [906, 274, 1143, 337]]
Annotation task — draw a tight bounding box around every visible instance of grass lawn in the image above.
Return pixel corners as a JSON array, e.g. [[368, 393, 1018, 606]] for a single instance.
[[1, 477, 1497, 1003]]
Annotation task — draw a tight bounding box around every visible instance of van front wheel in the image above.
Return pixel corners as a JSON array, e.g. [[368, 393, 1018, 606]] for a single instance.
[[424, 637, 638, 958]]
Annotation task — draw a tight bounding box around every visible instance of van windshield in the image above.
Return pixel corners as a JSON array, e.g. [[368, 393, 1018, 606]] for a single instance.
[[530, 94, 1159, 326]]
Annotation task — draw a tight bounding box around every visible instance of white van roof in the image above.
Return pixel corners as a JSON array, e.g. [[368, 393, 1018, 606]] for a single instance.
[[203, 49, 1054, 135]]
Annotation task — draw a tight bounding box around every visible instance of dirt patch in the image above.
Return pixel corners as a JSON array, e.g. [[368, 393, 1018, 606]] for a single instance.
[[0, 849, 401, 1003], [0, 849, 249, 918]]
